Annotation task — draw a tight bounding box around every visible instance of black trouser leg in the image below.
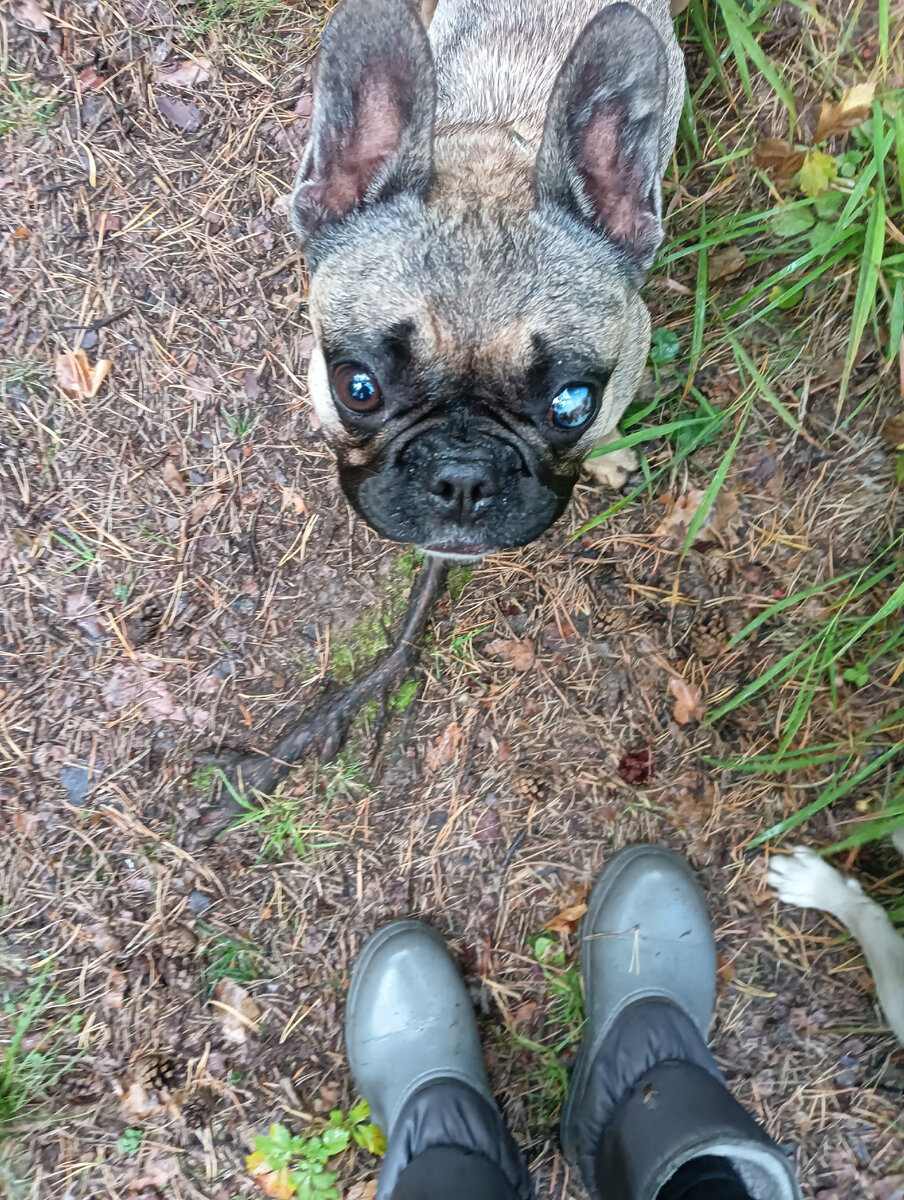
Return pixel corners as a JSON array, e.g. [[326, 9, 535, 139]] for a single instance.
[[379, 1080, 533, 1200], [656, 1155, 751, 1200], [392, 1145, 520, 1200]]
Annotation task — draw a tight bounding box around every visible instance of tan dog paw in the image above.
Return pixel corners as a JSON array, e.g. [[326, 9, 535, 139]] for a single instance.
[[583, 446, 638, 489]]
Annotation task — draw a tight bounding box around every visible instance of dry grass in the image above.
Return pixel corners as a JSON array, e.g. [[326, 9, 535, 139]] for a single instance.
[[1, 0, 903, 1197]]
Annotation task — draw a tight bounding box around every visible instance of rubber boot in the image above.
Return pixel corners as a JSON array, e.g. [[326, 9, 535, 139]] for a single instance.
[[346, 920, 534, 1200], [561, 845, 801, 1200]]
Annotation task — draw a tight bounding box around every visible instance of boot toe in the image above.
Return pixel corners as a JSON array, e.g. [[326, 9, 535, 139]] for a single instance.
[[580, 844, 716, 1042], [346, 921, 492, 1135]]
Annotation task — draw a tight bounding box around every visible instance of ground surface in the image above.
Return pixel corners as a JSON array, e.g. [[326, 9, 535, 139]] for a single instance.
[[2, 1, 903, 1198]]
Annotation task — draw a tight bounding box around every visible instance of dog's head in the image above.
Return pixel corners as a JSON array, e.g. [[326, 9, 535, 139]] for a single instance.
[[292, 0, 669, 557]]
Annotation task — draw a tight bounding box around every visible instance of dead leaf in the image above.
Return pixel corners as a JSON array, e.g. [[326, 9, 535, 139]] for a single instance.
[[248, 1165, 295, 1200], [542, 902, 587, 935], [426, 720, 462, 771], [119, 1079, 161, 1120], [752, 138, 805, 184], [127, 1150, 182, 1191], [293, 91, 313, 119], [668, 677, 705, 724], [12, 226, 30, 240], [211, 978, 260, 1045], [654, 489, 705, 539], [708, 245, 748, 283], [78, 67, 106, 90], [881, 414, 904, 447], [345, 1183, 378, 1200], [280, 486, 307, 515], [189, 489, 223, 526], [103, 664, 209, 728], [105, 969, 129, 1010], [485, 637, 535, 671], [55, 348, 112, 399], [299, 332, 316, 359], [13, 0, 51, 30], [13, 811, 39, 836], [156, 95, 202, 132], [162, 459, 187, 497], [94, 211, 121, 234], [153, 55, 213, 88], [814, 82, 875, 143]]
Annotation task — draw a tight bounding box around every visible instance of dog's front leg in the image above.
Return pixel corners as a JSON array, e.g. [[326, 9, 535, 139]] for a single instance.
[[768, 846, 904, 1045]]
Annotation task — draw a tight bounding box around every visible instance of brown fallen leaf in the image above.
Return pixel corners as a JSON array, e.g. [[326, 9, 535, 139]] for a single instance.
[[13, 811, 39, 837], [153, 55, 213, 87], [752, 138, 805, 183], [127, 1150, 182, 1191], [484, 637, 535, 671], [542, 901, 587, 935], [189, 489, 223, 526], [345, 1182, 378, 1200], [119, 1079, 161, 1120], [13, 0, 51, 30], [211, 978, 260, 1045], [156, 95, 202, 132], [55, 348, 112, 400], [426, 720, 462, 771], [654, 489, 705, 539], [668, 677, 705, 724], [162, 458, 187, 497], [814, 82, 875, 144], [78, 66, 106, 90], [708, 245, 748, 283], [881, 413, 904, 447], [103, 663, 209, 728]]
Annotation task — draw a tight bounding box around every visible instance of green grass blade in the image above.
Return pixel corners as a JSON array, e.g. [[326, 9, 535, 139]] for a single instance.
[[683, 406, 748, 550], [751, 742, 903, 844]]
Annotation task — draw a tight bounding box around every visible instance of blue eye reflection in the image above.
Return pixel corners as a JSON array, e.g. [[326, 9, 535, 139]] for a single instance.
[[349, 373, 376, 406], [550, 384, 595, 430]]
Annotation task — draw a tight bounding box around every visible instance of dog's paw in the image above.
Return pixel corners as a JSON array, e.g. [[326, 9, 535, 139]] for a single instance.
[[766, 846, 858, 911], [583, 447, 638, 489]]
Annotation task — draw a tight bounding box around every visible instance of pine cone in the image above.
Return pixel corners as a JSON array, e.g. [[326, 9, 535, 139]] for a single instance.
[[509, 765, 551, 803], [701, 550, 732, 587], [689, 608, 729, 661], [132, 1052, 184, 1093]]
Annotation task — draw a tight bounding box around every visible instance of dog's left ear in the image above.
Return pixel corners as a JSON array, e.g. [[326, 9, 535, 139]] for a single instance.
[[292, 0, 436, 247], [535, 3, 668, 271]]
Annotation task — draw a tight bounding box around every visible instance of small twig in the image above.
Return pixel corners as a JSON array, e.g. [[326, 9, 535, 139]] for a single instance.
[[194, 556, 449, 840]]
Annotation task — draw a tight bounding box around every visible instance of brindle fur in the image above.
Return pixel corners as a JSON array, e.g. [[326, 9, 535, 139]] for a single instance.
[[292, 0, 685, 553]]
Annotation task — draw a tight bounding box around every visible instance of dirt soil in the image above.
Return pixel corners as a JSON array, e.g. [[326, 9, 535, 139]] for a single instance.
[[2, 1, 903, 1198]]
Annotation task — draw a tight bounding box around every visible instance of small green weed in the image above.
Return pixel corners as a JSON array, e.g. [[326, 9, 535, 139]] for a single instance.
[[0, 974, 78, 1136], [223, 408, 259, 440], [506, 933, 585, 1139], [246, 1103, 385, 1200], [181, 0, 287, 34], [190, 764, 221, 792], [116, 1129, 144, 1157], [0, 76, 60, 137], [227, 767, 338, 860], [200, 925, 263, 985]]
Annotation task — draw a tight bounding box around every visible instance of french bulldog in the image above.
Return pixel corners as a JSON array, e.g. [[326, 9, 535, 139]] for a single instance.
[[291, 0, 684, 558]]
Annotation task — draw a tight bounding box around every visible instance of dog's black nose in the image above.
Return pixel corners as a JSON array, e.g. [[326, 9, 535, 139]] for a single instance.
[[425, 457, 500, 523]]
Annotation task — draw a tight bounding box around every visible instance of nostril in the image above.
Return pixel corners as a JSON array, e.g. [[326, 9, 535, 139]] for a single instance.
[[437, 480, 456, 505]]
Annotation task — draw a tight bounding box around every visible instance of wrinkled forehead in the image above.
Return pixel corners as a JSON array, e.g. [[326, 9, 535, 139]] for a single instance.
[[310, 209, 630, 374]]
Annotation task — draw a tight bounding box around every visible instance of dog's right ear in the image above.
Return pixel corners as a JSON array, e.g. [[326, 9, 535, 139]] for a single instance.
[[291, 0, 436, 248]]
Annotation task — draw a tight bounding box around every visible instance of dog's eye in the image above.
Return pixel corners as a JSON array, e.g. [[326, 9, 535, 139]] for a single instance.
[[331, 363, 383, 414], [548, 384, 596, 430]]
